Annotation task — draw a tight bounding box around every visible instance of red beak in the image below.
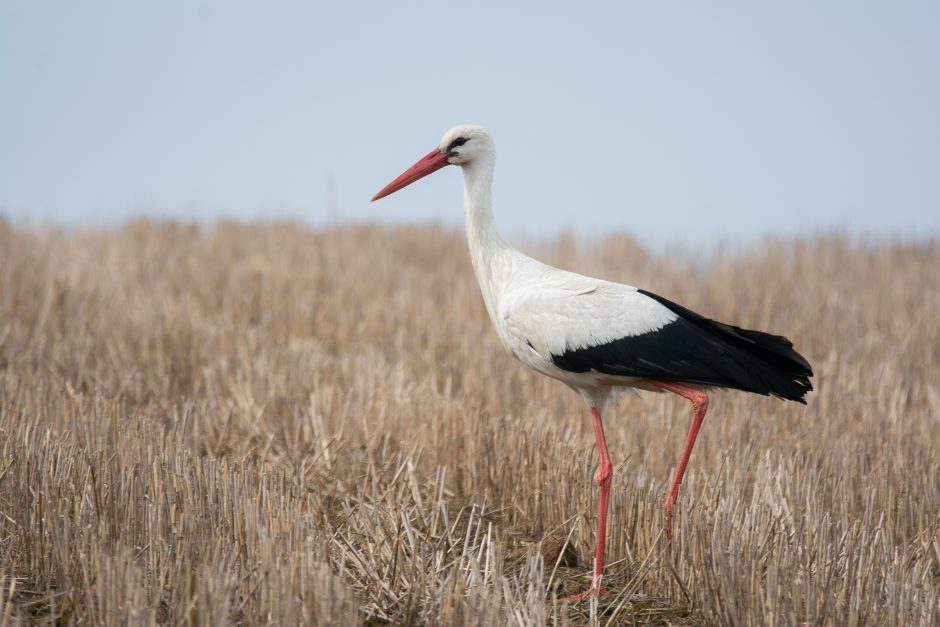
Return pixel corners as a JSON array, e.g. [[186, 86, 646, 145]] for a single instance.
[[371, 149, 450, 201]]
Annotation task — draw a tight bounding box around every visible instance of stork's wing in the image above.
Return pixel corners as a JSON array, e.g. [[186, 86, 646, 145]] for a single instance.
[[500, 273, 813, 402]]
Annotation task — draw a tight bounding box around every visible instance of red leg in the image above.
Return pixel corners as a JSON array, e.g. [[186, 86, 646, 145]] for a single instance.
[[559, 406, 613, 602], [647, 379, 709, 539]]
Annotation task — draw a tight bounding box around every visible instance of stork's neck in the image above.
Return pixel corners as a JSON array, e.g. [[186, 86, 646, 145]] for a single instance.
[[461, 157, 515, 318]]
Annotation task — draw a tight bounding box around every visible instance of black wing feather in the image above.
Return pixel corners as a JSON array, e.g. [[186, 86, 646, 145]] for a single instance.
[[551, 289, 813, 403]]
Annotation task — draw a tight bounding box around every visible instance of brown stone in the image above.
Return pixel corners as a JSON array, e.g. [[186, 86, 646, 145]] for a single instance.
[[538, 534, 579, 567]]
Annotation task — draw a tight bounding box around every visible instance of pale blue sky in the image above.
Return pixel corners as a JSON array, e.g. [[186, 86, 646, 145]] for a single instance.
[[1, 1, 938, 246]]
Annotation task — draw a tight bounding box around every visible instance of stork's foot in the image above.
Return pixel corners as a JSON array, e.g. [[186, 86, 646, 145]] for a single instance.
[[663, 498, 675, 540], [557, 585, 611, 604]]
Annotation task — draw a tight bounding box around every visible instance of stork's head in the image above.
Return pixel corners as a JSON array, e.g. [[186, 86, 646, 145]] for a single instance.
[[438, 125, 492, 166], [371, 124, 492, 201]]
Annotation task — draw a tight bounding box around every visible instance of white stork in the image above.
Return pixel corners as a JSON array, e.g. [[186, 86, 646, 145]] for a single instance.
[[371, 125, 813, 601]]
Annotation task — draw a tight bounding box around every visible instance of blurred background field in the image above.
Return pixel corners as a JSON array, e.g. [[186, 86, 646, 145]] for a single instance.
[[0, 221, 937, 625]]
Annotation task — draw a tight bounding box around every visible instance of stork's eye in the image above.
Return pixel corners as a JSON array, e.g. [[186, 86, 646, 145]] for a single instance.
[[446, 137, 469, 152]]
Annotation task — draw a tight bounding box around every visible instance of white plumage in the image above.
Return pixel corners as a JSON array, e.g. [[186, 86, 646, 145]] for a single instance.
[[434, 126, 678, 399]]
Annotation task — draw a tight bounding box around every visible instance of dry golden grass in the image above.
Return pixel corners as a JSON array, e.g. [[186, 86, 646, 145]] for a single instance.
[[0, 219, 937, 626]]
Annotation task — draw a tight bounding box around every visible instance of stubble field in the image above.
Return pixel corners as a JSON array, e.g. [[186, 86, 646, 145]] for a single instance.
[[0, 220, 937, 625]]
